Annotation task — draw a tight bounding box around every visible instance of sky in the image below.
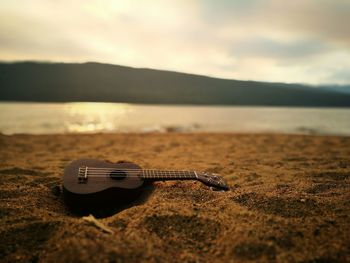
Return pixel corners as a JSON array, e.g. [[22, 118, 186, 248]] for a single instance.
[[0, 0, 350, 85]]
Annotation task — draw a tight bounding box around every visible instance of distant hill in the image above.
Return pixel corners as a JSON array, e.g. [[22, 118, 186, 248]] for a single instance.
[[320, 85, 350, 95], [1, 61, 350, 107]]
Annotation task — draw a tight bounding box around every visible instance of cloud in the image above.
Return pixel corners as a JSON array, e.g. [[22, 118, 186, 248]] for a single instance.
[[200, 0, 350, 46], [0, 0, 349, 84], [231, 37, 331, 60]]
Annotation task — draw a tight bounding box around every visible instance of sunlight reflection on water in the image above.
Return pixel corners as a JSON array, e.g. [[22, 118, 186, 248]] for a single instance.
[[63, 103, 130, 132]]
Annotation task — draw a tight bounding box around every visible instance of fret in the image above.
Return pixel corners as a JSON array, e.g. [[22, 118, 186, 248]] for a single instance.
[[183, 171, 187, 178], [184, 171, 188, 178], [186, 171, 192, 178], [180, 171, 185, 178]]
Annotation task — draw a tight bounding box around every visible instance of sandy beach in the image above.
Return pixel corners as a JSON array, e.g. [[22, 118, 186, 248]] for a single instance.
[[0, 133, 349, 262]]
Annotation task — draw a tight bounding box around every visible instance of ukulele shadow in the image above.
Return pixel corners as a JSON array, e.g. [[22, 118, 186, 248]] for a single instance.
[[65, 183, 156, 218]]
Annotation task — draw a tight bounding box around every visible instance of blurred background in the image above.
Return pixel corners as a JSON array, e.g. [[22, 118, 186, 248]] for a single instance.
[[1, 0, 349, 135]]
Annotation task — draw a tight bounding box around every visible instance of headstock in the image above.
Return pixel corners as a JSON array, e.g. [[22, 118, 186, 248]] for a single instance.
[[196, 172, 229, 191]]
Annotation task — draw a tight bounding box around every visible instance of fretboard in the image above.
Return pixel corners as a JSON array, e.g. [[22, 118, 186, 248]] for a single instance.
[[140, 170, 197, 180]]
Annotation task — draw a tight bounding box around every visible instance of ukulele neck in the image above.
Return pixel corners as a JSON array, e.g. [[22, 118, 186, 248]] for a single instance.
[[140, 170, 197, 181]]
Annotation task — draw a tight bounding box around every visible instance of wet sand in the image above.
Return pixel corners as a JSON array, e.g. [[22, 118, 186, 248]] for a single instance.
[[0, 133, 349, 262]]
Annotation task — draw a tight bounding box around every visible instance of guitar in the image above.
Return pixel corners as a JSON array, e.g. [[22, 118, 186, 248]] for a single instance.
[[63, 159, 229, 208]]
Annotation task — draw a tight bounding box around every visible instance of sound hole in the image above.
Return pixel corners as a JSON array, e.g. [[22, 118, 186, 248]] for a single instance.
[[109, 170, 127, 180]]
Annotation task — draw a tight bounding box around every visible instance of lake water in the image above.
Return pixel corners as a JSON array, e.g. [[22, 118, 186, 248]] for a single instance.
[[0, 102, 349, 135]]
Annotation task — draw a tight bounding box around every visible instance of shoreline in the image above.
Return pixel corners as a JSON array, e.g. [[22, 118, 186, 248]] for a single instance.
[[2, 130, 350, 137], [1, 103, 350, 136]]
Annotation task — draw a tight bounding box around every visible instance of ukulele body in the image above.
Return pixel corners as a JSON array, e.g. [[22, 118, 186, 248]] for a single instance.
[[63, 159, 145, 208]]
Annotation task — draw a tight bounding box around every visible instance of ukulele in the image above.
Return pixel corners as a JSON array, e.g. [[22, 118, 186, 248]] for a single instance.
[[63, 159, 229, 208]]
